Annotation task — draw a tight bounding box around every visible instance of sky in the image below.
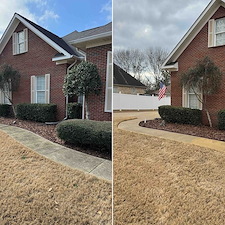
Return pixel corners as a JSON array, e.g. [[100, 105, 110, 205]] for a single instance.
[[113, 0, 211, 52], [0, 0, 112, 38]]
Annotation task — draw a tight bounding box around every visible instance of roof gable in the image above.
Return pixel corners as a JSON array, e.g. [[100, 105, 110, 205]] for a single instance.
[[0, 13, 82, 60], [163, 0, 225, 68], [113, 64, 146, 88]]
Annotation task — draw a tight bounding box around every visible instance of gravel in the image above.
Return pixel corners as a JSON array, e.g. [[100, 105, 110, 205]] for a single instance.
[[0, 117, 111, 160], [139, 119, 225, 141]]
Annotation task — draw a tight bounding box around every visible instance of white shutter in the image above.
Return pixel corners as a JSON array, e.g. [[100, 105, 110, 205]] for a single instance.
[[24, 28, 28, 52], [198, 90, 203, 110], [105, 51, 112, 112], [12, 33, 17, 55], [182, 86, 188, 107], [45, 74, 50, 103], [208, 19, 215, 47], [31, 76, 36, 103]]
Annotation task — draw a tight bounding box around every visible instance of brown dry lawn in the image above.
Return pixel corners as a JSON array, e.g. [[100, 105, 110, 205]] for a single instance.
[[0, 130, 111, 225], [114, 116, 225, 225]]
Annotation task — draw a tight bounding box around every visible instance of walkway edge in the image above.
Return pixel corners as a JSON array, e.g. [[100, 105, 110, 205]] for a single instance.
[[118, 117, 225, 154], [0, 124, 112, 182]]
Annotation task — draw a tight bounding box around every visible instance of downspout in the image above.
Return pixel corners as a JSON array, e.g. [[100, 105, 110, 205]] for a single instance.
[[75, 47, 86, 120], [64, 60, 77, 120]]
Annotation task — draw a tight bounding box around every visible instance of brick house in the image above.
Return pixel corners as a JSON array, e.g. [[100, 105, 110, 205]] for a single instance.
[[163, 0, 225, 126], [0, 13, 112, 121], [113, 64, 146, 95]]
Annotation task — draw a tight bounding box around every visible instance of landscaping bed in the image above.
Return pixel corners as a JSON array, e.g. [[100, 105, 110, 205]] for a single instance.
[[0, 117, 111, 160], [139, 119, 225, 141]]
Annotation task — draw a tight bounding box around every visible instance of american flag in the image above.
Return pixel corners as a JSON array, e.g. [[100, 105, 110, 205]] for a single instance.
[[158, 82, 167, 100]]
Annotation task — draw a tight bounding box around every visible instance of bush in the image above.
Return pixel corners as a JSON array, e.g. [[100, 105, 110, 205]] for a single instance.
[[158, 105, 202, 125], [67, 103, 82, 119], [218, 109, 225, 130], [0, 104, 11, 117], [16, 103, 57, 122], [56, 119, 112, 151]]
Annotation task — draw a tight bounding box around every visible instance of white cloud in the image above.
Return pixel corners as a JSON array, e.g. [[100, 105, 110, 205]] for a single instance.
[[113, 0, 211, 51], [39, 10, 59, 22], [101, 0, 112, 21], [0, 0, 58, 38]]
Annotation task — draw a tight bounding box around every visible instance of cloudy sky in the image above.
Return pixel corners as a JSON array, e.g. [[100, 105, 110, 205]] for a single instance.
[[0, 0, 111, 38], [113, 0, 211, 52]]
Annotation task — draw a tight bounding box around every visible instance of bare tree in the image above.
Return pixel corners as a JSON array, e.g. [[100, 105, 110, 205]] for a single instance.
[[145, 47, 170, 90], [113, 49, 132, 73]]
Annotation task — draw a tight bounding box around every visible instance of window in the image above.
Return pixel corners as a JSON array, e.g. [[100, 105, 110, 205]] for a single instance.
[[31, 74, 50, 104], [0, 88, 11, 104], [215, 18, 225, 46], [105, 51, 112, 112], [13, 28, 28, 55], [182, 86, 202, 110]]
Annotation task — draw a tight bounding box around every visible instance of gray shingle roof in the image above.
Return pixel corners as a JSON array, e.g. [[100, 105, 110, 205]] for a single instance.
[[63, 22, 112, 42], [17, 13, 82, 57], [114, 64, 146, 87]]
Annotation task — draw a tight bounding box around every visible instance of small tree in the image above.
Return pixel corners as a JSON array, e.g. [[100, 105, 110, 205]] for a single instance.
[[180, 56, 222, 127], [0, 64, 20, 117], [63, 61, 101, 119]]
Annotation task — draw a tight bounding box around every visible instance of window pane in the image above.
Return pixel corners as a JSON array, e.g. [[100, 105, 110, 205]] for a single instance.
[[189, 94, 198, 109], [36, 76, 45, 90], [19, 43, 25, 53], [216, 18, 225, 33], [18, 31, 24, 44], [216, 33, 225, 46], [37, 91, 45, 103]]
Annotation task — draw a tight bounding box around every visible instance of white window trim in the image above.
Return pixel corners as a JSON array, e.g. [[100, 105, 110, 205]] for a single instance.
[[13, 28, 28, 55], [105, 51, 112, 112], [31, 74, 50, 104], [182, 86, 203, 110]]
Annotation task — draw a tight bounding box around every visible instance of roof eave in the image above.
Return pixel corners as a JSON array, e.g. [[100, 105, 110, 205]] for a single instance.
[[162, 62, 179, 71]]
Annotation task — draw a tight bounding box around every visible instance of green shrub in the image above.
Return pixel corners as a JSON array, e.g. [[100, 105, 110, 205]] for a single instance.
[[218, 109, 225, 130], [16, 103, 57, 122], [158, 105, 202, 125], [0, 104, 11, 117], [67, 103, 82, 119], [56, 119, 112, 151]]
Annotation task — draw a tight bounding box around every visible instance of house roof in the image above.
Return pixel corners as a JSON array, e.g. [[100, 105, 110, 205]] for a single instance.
[[163, 0, 225, 70], [0, 13, 83, 61], [114, 64, 146, 88], [63, 22, 112, 42]]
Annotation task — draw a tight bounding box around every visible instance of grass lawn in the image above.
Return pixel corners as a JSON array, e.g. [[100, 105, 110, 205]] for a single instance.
[[114, 116, 225, 224], [0, 130, 111, 225]]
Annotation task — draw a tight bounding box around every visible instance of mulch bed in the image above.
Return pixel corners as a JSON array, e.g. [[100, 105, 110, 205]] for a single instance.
[[139, 119, 225, 142], [0, 117, 111, 160]]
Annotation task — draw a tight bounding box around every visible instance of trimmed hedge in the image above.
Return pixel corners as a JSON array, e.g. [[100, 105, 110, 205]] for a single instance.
[[67, 103, 82, 119], [56, 119, 112, 151], [0, 104, 11, 117], [158, 105, 202, 125], [16, 103, 57, 122], [218, 109, 225, 130]]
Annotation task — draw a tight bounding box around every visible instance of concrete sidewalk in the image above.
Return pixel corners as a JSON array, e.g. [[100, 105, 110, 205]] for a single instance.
[[0, 124, 112, 182], [115, 111, 225, 153]]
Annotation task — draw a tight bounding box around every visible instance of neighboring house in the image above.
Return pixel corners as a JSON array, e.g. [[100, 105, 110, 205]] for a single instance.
[[113, 64, 146, 95], [64, 22, 112, 121], [162, 0, 225, 126], [0, 13, 112, 121]]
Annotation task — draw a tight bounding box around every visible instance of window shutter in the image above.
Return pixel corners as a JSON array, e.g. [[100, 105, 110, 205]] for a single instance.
[[105, 51, 112, 112], [45, 74, 50, 103], [198, 90, 203, 110], [12, 33, 17, 55], [24, 28, 28, 52], [31, 76, 36, 103], [208, 19, 215, 47], [182, 86, 188, 107]]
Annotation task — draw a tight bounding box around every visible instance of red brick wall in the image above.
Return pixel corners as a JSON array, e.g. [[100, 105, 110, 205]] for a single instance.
[[0, 22, 68, 120], [171, 6, 225, 126], [86, 44, 112, 121]]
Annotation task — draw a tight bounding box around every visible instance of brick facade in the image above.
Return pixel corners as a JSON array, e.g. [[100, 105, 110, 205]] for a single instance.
[[86, 44, 112, 121], [171, 6, 225, 126], [0, 22, 68, 120]]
